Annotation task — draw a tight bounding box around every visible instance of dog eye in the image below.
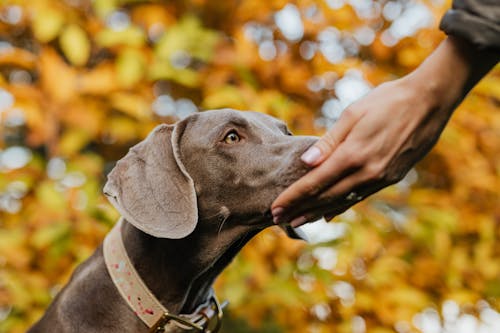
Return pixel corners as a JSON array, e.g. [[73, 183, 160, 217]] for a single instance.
[[223, 131, 240, 144]]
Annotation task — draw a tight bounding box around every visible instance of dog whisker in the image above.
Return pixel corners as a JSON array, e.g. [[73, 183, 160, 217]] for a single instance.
[[216, 206, 231, 238], [217, 215, 229, 236]]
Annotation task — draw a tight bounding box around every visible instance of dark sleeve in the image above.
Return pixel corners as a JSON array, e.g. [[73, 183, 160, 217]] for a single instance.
[[439, 0, 500, 51]]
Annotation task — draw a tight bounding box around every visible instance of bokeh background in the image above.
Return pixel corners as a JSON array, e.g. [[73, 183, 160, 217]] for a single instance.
[[0, 0, 499, 332]]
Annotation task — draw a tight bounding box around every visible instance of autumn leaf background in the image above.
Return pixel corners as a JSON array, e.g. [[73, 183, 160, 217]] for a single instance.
[[0, 0, 499, 332]]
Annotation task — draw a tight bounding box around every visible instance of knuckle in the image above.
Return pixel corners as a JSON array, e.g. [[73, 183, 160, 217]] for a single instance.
[[347, 152, 365, 168], [302, 180, 321, 196], [365, 163, 385, 181], [341, 107, 356, 120], [318, 131, 337, 152], [339, 148, 365, 169]]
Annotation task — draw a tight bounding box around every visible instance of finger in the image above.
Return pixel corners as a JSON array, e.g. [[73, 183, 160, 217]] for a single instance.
[[324, 206, 351, 221], [277, 166, 383, 224], [272, 168, 357, 224], [318, 168, 387, 204], [273, 192, 352, 226], [286, 200, 352, 227], [288, 214, 319, 228], [301, 109, 360, 167], [284, 197, 357, 226], [272, 145, 357, 216]]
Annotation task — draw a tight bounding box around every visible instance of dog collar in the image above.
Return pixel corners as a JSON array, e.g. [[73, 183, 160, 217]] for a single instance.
[[103, 218, 226, 333]]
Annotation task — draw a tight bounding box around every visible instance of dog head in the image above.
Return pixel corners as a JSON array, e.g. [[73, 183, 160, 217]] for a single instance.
[[104, 109, 316, 239]]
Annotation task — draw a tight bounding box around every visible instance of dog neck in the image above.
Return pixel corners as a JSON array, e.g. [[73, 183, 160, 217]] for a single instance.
[[120, 216, 262, 315]]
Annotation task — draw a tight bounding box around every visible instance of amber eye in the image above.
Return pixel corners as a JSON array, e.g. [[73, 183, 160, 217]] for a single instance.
[[223, 131, 240, 144]]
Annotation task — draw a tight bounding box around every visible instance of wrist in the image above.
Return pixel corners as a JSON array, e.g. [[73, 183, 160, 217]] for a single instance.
[[405, 36, 498, 113], [407, 37, 469, 111]]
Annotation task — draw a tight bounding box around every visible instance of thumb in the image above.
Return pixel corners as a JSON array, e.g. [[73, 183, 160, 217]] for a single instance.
[[301, 110, 359, 167]]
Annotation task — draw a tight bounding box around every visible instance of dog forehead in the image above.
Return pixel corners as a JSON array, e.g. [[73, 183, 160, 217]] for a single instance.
[[185, 109, 286, 133]]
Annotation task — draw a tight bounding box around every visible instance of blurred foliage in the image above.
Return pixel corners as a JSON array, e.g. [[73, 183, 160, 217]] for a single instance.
[[0, 0, 499, 332]]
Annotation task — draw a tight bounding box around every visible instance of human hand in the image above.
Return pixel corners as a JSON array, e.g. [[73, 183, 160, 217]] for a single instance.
[[271, 36, 499, 227], [271, 37, 498, 228], [271, 77, 450, 227]]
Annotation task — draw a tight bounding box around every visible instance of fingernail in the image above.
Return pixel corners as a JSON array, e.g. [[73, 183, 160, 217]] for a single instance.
[[290, 215, 307, 228], [272, 207, 284, 217], [301, 146, 321, 165], [272, 207, 284, 224]]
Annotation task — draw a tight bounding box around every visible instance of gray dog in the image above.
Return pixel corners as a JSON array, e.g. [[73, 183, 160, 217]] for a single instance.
[[28, 109, 316, 333]]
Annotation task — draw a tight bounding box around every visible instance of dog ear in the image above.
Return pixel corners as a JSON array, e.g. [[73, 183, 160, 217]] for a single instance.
[[103, 124, 197, 239]]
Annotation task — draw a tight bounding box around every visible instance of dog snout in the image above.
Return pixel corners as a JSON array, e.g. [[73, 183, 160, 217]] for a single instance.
[[275, 136, 318, 187], [289, 135, 319, 167]]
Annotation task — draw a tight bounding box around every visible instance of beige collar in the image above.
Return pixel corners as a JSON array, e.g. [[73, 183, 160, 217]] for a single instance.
[[103, 218, 225, 333]]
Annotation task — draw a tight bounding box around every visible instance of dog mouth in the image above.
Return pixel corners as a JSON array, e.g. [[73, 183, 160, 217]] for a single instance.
[[241, 210, 306, 240], [236, 210, 275, 229]]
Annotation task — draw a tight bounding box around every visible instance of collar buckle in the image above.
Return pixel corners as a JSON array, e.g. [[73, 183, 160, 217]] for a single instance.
[[150, 295, 227, 333], [150, 312, 204, 333]]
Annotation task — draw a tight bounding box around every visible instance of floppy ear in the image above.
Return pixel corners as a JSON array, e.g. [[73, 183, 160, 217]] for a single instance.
[[103, 124, 197, 239]]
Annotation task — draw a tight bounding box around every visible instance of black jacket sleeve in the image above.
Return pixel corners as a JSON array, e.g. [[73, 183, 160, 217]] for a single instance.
[[439, 0, 500, 51]]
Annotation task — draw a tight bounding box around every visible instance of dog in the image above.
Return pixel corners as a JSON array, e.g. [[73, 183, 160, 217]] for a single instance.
[[28, 109, 317, 332]]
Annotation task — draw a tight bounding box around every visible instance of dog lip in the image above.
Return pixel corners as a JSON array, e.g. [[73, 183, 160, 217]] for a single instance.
[[254, 221, 274, 229], [244, 211, 275, 229]]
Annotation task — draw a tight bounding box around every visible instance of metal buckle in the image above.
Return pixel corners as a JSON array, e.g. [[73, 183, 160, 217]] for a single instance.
[[150, 296, 227, 333], [208, 295, 226, 333], [150, 312, 204, 333]]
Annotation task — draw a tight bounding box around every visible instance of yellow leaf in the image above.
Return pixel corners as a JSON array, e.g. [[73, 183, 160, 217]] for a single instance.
[[59, 24, 90, 66], [106, 117, 139, 143], [203, 85, 247, 109], [79, 63, 118, 95], [39, 48, 77, 102], [116, 48, 146, 88], [3, 272, 32, 309], [473, 76, 500, 100], [0, 230, 30, 269], [0, 47, 37, 69], [155, 15, 219, 62], [96, 26, 146, 48], [35, 181, 66, 211], [31, 223, 70, 250], [32, 7, 65, 42], [148, 59, 200, 87], [92, 0, 118, 18], [59, 129, 91, 156], [110, 92, 151, 120]]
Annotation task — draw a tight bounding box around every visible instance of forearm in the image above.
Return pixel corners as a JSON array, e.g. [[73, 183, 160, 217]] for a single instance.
[[406, 36, 498, 115]]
